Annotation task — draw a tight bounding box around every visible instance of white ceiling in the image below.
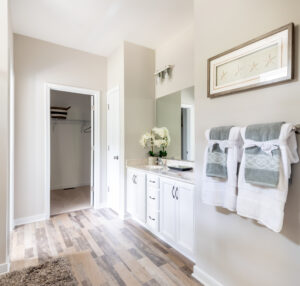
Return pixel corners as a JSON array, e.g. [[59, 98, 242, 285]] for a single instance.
[[11, 0, 193, 57]]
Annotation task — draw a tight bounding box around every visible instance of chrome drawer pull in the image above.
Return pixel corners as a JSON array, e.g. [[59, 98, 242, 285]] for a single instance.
[[148, 216, 155, 221], [132, 175, 137, 184], [149, 196, 156, 200], [171, 186, 175, 199], [149, 180, 156, 183]]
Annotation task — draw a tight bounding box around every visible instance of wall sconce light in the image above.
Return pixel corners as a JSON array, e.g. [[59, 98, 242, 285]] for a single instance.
[[154, 65, 173, 84], [156, 72, 162, 84]]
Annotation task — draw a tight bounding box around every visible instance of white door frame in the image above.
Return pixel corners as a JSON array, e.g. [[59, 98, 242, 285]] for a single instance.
[[106, 86, 122, 214], [44, 83, 101, 219], [181, 104, 195, 161]]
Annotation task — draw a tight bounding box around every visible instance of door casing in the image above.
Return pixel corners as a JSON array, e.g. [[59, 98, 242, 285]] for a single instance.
[[106, 86, 121, 213], [44, 83, 101, 218]]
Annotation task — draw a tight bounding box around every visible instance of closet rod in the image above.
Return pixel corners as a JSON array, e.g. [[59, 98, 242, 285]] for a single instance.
[[51, 119, 90, 123]]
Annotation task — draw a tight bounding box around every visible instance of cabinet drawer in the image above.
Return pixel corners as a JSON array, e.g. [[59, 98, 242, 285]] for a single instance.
[[147, 188, 160, 211], [147, 174, 160, 188], [147, 210, 159, 231]]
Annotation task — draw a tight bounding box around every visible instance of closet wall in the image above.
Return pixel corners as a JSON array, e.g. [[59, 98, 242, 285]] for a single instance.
[[50, 90, 91, 190]]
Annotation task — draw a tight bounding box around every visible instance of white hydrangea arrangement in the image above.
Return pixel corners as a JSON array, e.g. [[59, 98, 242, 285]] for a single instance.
[[140, 127, 170, 157]]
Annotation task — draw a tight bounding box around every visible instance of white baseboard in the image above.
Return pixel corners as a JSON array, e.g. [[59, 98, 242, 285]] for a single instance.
[[51, 183, 90, 190], [14, 213, 48, 227], [0, 263, 9, 274], [120, 212, 131, 220], [94, 202, 107, 209], [118, 210, 128, 220], [192, 265, 223, 286]]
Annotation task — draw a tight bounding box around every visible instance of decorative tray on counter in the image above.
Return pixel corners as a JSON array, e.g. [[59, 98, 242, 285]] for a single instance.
[[168, 166, 193, 171]]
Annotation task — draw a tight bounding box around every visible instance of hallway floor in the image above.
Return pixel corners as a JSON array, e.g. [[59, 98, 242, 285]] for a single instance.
[[10, 208, 202, 286], [50, 186, 91, 215]]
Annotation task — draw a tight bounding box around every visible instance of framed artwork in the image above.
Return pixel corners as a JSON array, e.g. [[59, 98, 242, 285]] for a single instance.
[[208, 23, 294, 98]]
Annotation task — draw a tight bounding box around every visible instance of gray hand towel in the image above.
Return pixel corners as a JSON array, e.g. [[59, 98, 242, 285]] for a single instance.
[[244, 122, 284, 187], [206, 126, 233, 179]]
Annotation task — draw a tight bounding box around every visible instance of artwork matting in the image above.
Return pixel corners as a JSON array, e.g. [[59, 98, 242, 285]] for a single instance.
[[208, 23, 294, 98]]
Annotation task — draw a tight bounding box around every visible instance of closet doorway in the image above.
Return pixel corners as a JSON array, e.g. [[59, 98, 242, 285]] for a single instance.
[[45, 84, 101, 217]]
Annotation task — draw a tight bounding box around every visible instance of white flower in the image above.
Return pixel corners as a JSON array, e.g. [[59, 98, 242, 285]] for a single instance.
[[152, 127, 165, 138], [161, 139, 168, 147], [139, 132, 155, 148], [154, 138, 169, 148], [152, 127, 170, 147], [154, 139, 163, 147], [139, 137, 146, 147], [161, 127, 169, 138], [140, 127, 170, 153]]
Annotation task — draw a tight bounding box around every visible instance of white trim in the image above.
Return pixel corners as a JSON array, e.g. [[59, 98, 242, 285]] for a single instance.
[[97, 202, 108, 209], [0, 263, 9, 275], [181, 104, 195, 161], [51, 183, 91, 191], [93, 89, 101, 209], [44, 83, 101, 217], [14, 213, 48, 227], [181, 103, 193, 109], [9, 58, 15, 233], [192, 265, 223, 286], [106, 86, 123, 214]]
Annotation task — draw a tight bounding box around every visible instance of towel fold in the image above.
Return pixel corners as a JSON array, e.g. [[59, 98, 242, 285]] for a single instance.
[[244, 122, 283, 187], [206, 126, 233, 179], [237, 123, 299, 232], [202, 126, 242, 211]]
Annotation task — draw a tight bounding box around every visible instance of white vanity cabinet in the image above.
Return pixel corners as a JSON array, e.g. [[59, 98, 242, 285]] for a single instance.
[[160, 177, 194, 256], [126, 167, 195, 259], [127, 168, 146, 223], [146, 174, 160, 231]]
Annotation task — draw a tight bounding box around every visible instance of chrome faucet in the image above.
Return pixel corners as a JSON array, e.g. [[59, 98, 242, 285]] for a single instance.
[[157, 157, 163, 166]]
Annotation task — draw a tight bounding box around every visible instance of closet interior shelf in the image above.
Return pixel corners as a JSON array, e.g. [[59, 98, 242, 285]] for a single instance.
[[51, 118, 91, 124]]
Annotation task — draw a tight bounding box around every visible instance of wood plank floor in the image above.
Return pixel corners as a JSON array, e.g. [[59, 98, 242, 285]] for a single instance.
[[10, 208, 202, 286]]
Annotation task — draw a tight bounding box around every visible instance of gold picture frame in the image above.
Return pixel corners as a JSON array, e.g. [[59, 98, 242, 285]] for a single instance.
[[208, 23, 294, 98]]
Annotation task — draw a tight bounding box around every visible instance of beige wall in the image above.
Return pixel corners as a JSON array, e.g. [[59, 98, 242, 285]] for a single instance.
[[124, 41, 156, 161], [14, 34, 107, 220], [155, 24, 194, 98], [124, 41, 155, 214], [107, 41, 155, 216], [107, 44, 124, 91], [194, 0, 300, 285], [0, 0, 11, 270]]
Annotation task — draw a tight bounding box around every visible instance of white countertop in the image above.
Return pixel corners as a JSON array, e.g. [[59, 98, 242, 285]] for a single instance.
[[127, 165, 195, 184]]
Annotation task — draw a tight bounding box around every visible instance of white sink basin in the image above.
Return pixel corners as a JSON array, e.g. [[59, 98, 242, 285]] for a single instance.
[[144, 165, 164, 170]]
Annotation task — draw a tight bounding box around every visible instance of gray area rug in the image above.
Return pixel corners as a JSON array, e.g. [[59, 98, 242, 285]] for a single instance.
[[0, 257, 78, 286]]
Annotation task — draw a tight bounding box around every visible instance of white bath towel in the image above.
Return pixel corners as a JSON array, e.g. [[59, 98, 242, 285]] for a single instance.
[[237, 123, 299, 232], [201, 127, 243, 211]]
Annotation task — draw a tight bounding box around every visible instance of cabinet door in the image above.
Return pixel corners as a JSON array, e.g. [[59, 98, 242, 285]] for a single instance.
[[135, 172, 146, 223], [160, 179, 177, 242], [176, 182, 194, 254], [126, 169, 136, 216]]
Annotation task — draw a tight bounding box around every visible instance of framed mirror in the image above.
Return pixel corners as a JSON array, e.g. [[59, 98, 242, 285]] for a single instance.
[[156, 86, 195, 161]]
